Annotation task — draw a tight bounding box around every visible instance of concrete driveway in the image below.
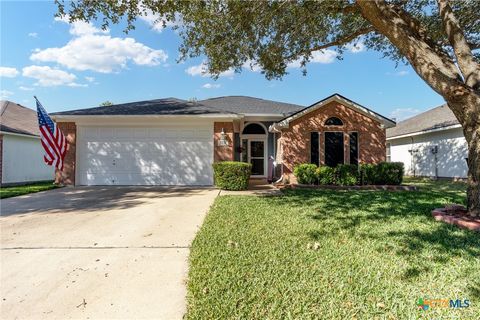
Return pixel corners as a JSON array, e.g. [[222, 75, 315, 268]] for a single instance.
[[0, 186, 218, 319]]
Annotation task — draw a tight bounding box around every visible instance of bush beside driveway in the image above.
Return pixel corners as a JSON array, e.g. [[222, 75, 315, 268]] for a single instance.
[[186, 178, 479, 319]]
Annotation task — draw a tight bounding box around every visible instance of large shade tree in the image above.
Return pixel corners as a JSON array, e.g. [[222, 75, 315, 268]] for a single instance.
[[56, 0, 480, 216]]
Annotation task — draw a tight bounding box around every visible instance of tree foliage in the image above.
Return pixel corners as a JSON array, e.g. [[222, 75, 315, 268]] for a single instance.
[[99, 100, 114, 107], [55, 0, 478, 79]]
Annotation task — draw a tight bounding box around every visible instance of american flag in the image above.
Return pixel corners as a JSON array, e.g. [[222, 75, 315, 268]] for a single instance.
[[35, 97, 67, 171]]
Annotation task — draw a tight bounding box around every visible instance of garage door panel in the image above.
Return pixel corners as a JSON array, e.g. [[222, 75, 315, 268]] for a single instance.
[[78, 125, 214, 186]]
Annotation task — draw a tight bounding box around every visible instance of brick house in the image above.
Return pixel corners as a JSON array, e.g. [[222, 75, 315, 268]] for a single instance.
[[51, 94, 395, 186]]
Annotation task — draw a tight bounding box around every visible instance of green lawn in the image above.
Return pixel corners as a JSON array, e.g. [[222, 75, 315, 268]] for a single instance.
[[187, 178, 479, 319], [0, 181, 59, 199]]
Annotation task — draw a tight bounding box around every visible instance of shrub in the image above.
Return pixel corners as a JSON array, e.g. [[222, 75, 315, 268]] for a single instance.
[[212, 161, 252, 190], [336, 164, 359, 186], [316, 166, 335, 185], [360, 164, 377, 185], [360, 162, 404, 185], [376, 162, 404, 185], [294, 164, 318, 185], [294, 162, 404, 186]]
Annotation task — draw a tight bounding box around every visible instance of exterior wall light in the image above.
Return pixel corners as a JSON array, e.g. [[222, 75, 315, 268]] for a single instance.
[[218, 128, 229, 147]]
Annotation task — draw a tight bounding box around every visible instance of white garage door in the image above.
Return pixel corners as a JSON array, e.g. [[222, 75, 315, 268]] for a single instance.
[[77, 124, 214, 185]]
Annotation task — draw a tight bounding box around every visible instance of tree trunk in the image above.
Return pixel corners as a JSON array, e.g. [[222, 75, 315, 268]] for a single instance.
[[448, 92, 480, 217], [466, 135, 480, 217], [356, 0, 480, 217]]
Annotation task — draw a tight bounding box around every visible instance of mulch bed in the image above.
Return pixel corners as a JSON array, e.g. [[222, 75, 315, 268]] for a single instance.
[[432, 207, 480, 232], [288, 184, 417, 191]]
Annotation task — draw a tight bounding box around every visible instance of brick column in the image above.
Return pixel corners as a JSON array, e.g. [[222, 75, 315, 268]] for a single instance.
[[55, 122, 76, 185], [214, 122, 234, 162]]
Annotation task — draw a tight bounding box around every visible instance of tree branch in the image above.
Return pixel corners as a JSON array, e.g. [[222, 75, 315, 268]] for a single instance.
[[356, 0, 475, 124], [437, 0, 480, 89], [438, 40, 480, 51], [470, 42, 480, 50], [286, 26, 374, 60]]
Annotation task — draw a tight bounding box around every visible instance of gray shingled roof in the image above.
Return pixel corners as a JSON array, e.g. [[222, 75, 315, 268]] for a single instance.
[[0, 100, 40, 136], [52, 98, 237, 116], [386, 104, 459, 138], [199, 96, 304, 116]]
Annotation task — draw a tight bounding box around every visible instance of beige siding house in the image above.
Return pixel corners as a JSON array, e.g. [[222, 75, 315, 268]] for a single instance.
[[386, 104, 467, 178]]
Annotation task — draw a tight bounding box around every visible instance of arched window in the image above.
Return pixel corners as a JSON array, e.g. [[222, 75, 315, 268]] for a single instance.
[[242, 123, 266, 134], [324, 117, 343, 126]]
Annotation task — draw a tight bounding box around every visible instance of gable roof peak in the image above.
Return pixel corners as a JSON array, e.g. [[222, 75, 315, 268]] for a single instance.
[[270, 94, 396, 132]]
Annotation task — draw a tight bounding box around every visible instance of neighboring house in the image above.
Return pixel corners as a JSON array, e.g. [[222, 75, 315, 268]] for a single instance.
[[0, 101, 54, 185], [51, 94, 395, 186], [386, 104, 467, 179]]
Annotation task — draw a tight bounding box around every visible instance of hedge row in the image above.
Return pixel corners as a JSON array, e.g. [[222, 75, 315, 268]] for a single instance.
[[293, 162, 404, 186], [213, 161, 252, 190]]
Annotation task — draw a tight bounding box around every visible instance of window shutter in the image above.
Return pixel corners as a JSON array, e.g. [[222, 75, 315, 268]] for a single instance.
[[349, 132, 358, 165], [310, 132, 319, 166]]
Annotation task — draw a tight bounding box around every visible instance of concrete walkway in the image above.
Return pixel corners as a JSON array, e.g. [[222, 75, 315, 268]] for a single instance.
[[219, 179, 282, 196], [0, 186, 218, 320]]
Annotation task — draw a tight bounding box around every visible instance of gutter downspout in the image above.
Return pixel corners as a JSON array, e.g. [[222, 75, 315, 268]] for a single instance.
[[411, 137, 416, 177]]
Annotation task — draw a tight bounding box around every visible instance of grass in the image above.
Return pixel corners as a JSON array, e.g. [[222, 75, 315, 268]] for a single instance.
[[187, 178, 480, 319], [0, 181, 59, 199]]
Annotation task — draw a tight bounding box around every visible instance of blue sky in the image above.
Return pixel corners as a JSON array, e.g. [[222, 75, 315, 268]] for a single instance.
[[1, 1, 445, 120]]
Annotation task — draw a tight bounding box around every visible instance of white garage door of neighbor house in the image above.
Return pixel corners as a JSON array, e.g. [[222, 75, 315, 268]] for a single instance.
[[77, 124, 214, 186]]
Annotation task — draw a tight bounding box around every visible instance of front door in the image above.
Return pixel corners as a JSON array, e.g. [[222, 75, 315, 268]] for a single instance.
[[325, 132, 344, 167], [249, 140, 265, 176]]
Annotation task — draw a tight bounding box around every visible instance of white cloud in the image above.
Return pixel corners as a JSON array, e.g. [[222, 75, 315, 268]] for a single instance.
[[311, 49, 338, 63], [287, 49, 337, 68], [54, 16, 109, 36], [1, 90, 14, 99], [387, 70, 409, 76], [19, 86, 34, 91], [22, 65, 83, 87], [0, 66, 19, 78], [67, 82, 88, 87], [138, 9, 181, 33], [0, 90, 14, 99], [28, 32, 38, 38], [242, 60, 262, 72], [31, 17, 168, 73], [346, 41, 366, 53], [186, 64, 206, 76], [202, 83, 221, 89], [85, 76, 95, 82], [186, 61, 234, 78], [389, 107, 422, 121]]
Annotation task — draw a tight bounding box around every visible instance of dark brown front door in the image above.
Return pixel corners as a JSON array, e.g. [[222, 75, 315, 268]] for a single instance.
[[325, 132, 344, 167]]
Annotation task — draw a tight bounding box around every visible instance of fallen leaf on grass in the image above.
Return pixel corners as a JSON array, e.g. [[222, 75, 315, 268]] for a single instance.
[[307, 242, 321, 250], [227, 240, 239, 248]]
